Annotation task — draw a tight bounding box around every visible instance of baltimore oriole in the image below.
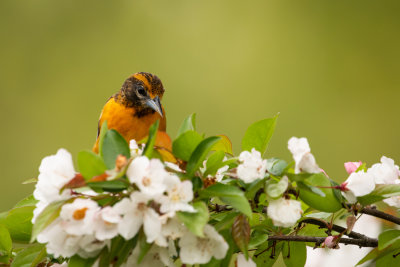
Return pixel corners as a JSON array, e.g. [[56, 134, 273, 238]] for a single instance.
[[93, 72, 170, 153]]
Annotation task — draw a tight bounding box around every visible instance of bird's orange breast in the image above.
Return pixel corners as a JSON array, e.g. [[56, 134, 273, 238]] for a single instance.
[[92, 97, 166, 153]]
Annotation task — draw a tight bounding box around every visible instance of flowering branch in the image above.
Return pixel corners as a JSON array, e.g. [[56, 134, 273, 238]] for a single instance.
[[299, 218, 375, 241], [267, 235, 378, 248], [2, 114, 400, 266]]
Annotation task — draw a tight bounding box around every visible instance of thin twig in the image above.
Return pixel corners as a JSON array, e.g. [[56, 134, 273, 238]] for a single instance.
[[359, 206, 400, 225], [267, 235, 377, 247], [300, 218, 374, 241]]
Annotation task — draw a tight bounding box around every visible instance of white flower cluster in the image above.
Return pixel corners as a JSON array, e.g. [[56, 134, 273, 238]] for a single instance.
[[237, 148, 267, 183], [33, 146, 228, 265], [288, 137, 321, 174], [32, 149, 75, 223], [268, 197, 303, 227], [342, 156, 400, 204]]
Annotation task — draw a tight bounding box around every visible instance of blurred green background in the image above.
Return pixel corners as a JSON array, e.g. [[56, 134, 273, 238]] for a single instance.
[[1, 0, 399, 211]]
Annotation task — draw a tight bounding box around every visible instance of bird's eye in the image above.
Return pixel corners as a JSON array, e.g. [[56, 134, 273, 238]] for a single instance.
[[137, 87, 146, 96]]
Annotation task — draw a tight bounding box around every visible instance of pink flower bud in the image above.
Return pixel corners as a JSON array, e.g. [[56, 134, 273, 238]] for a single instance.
[[322, 236, 339, 249], [344, 161, 362, 174]]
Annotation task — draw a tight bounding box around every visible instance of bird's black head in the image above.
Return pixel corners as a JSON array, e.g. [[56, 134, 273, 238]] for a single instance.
[[118, 72, 165, 117]]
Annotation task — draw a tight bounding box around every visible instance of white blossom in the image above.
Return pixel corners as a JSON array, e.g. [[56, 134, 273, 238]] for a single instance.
[[37, 219, 81, 258], [93, 206, 121, 241], [288, 137, 320, 174], [267, 198, 303, 227], [179, 224, 228, 264], [37, 215, 107, 259], [122, 245, 174, 267], [127, 156, 167, 197], [384, 196, 400, 208], [341, 171, 375, 203], [159, 175, 195, 217], [165, 162, 183, 172], [59, 198, 99, 236], [129, 139, 143, 158], [237, 253, 256, 267], [155, 217, 186, 247], [76, 235, 107, 258], [383, 180, 400, 208], [32, 149, 75, 223], [237, 148, 267, 183], [368, 156, 400, 185], [113, 192, 163, 242]]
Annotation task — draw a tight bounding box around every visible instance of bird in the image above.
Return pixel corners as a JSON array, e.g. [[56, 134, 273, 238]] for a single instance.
[[92, 72, 169, 154]]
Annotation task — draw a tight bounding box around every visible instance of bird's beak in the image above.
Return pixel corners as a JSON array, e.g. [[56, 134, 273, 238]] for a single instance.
[[145, 96, 163, 117]]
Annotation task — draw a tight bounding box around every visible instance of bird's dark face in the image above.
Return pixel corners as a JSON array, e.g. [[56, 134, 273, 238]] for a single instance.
[[119, 72, 165, 117]]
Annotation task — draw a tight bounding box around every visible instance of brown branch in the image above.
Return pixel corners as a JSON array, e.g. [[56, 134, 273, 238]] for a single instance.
[[268, 235, 378, 247], [300, 218, 373, 241], [359, 206, 400, 225]]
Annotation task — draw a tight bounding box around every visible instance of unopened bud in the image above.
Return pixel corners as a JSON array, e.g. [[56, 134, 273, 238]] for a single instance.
[[322, 235, 339, 249], [115, 154, 128, 171], [344, 161, 362, 174]]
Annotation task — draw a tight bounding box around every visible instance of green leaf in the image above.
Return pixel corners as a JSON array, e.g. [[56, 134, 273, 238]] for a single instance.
[[376, 247, 400, 267], [10, 243, 46, 267], [87, 180, 128, 192], [254, 241, 283, 266], [357, 239, 400, 266], [177, 202, 209, 237], [356, 247, 379, 266], [14, 195, 38, 208], [0, 225, 12, 260], [241, 115, 278, 155], [248, 233, 269, 249], [137, 231, 152, 264], [297, 173, 342, 212], [98, 120, 108, 156], [232, 215, 250, 258], [68, 255, 97, 267], [266, 158, 288, 176], [379, 230, 400, 250], [176, 113, 196, 138], [214, 212, 239, 231], [204, 150, 226, 177], [111, 235, 138, 267], [211, 135, 233, 155], [200, 184, 252, 217], [186, 136, 221, 177], [244, 178, 265, 200], [22, 178, 38, 185], [143, 120, 160, 158], [297, 182, 325, 197], [282, 242, 307, 267], [358, 184, 400, 205], [172, 130, 203, 161], [78, 150, 107, 180], [219, 229, 236, 267], [297, 223, 327, 237], [266, 177, 288, 199], [329, 179, 345, 204], [0, 206, 34, 243], [31, 199, 68, 242], [98, 246, 111, 267], [101, 129, 130, 169]]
